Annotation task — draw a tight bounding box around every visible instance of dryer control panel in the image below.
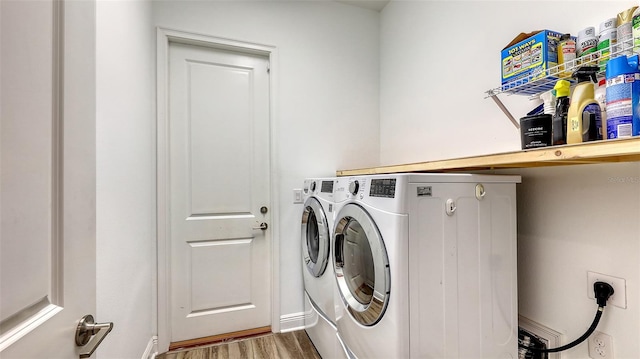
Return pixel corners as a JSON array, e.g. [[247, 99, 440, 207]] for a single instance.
[[369, 179, 396, 198]]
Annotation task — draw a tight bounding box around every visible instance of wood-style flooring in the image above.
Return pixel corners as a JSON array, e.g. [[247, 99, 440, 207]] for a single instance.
[[158, 331, 321, 359]]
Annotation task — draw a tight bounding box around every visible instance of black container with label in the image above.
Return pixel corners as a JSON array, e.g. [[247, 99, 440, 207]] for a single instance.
[[520, 114, 552, 149]]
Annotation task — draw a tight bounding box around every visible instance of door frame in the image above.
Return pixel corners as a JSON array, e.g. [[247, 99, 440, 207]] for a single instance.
[[155, 27, 280, 353]]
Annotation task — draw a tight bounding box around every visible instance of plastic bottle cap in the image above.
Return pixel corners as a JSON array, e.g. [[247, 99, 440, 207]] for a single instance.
[[554, 80, 571, 97], [578, 27, 596, 39], [606, 54, 640, 78], [599, 18, 616, 33]]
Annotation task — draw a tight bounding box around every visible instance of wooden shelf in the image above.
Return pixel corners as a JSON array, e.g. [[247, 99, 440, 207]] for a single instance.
[[336, 138, 640, 176]]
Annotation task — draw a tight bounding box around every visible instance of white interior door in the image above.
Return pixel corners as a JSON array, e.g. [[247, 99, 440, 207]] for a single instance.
[[168, 41, 272, 342], [1, 1, 102, 358]]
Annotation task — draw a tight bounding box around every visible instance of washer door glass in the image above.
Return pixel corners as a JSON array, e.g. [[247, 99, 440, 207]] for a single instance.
[[334, 203, 390, 326], [301, 197, 329, 277]]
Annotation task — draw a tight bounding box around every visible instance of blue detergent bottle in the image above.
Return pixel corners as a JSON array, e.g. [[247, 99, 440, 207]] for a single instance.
[[606, 55, 640, 138]]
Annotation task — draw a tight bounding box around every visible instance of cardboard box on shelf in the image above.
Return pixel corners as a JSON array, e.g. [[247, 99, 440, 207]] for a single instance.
[[501, 30, 574, 94]]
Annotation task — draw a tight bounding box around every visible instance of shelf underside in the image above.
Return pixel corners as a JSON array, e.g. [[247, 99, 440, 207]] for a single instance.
[[336, 138, 640, 176]]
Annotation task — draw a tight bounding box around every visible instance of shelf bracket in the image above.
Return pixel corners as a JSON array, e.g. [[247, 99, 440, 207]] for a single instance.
[[487, 90, 519, 129]]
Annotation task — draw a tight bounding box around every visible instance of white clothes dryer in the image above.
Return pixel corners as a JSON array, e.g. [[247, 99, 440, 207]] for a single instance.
[[301, 178, 345, 359], [332, 173, 520, 359]]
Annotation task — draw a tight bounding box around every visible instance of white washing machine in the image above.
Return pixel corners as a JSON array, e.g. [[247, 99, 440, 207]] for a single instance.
[[332, 173, 521, 359], [301, 178, 346, 359]]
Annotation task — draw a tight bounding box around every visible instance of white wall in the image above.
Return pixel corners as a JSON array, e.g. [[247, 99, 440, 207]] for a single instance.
[[380, 0, 637, 164], [96, 0, 156, 358], [380, 0, 520, 164], [152, 0, 380, 324], [381, 1, 640, 358], [92, 1, 639, 357], [514, 163, 640, 358]]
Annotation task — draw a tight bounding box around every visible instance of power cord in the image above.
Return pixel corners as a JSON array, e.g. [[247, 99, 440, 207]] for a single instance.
[[519, 281, 614, 354]]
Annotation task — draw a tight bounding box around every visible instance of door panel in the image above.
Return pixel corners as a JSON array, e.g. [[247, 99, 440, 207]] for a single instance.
[[169, 42, 271, 342], [189, 239, 252, 312], [188, 60, 252, 216], [1, 0, 98, 357], [1, 0, 56, 324]]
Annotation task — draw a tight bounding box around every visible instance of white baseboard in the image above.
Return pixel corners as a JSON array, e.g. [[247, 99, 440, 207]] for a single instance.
[[142, 336, 158, 359], [279, 312, 305, 333]]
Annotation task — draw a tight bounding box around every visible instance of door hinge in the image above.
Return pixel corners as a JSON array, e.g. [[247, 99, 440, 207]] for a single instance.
[[267, 66, 270, 74]]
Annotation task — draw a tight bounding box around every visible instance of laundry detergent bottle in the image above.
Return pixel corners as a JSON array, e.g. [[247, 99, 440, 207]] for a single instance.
[[567, 66, 603, 143]]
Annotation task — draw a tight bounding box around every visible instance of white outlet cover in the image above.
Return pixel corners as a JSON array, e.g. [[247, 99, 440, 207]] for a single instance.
[[293, 189, 303, 204], [587, 271, 626, 309], [588, 330, 614, 359]]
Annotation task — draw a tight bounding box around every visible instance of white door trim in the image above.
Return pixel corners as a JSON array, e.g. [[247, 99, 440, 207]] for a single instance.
[[155, 27, 280, 353]]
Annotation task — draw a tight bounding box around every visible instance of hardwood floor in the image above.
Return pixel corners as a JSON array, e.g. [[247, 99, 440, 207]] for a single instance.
[[158, 331, 321, 359]]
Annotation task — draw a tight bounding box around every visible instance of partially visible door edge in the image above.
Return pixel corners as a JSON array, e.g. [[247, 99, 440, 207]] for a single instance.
[[0, 0, 64, 351], [155, 27, 279, 354]]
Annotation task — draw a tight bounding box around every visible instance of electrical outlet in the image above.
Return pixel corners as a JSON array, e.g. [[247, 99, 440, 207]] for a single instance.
[[588, 331, 614, 359], [587, 272, 627, 309], [293, 189, 303, 204]]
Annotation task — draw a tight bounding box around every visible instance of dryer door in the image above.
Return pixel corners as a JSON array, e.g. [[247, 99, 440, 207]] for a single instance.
[[334, 203, 390, 326], [302, 197, 330, 277]]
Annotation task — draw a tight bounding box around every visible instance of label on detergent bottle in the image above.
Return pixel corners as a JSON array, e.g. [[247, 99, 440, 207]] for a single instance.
[[570, 116, 580, 133], [606, 73, 640, 138]]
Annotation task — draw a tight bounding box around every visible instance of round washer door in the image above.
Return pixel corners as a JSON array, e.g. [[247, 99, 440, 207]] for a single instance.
[[301, 197, 330, 277], [334, 203, 390, 326]]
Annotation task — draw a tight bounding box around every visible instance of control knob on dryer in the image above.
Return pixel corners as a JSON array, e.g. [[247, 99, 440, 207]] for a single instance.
[[349, 180, 359, 195], [310, 181, 316, 192]]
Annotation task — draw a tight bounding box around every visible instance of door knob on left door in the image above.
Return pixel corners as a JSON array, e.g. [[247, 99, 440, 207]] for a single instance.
[[75, 314, 113, 358]]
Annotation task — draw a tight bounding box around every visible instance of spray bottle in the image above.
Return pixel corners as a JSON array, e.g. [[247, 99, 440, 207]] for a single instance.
[[618, 6, 638, 56], [539, 90, 556, 116], [606, 54, 640, 138], [567, 66, 602, 143], [552, 80, 570, 145]]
